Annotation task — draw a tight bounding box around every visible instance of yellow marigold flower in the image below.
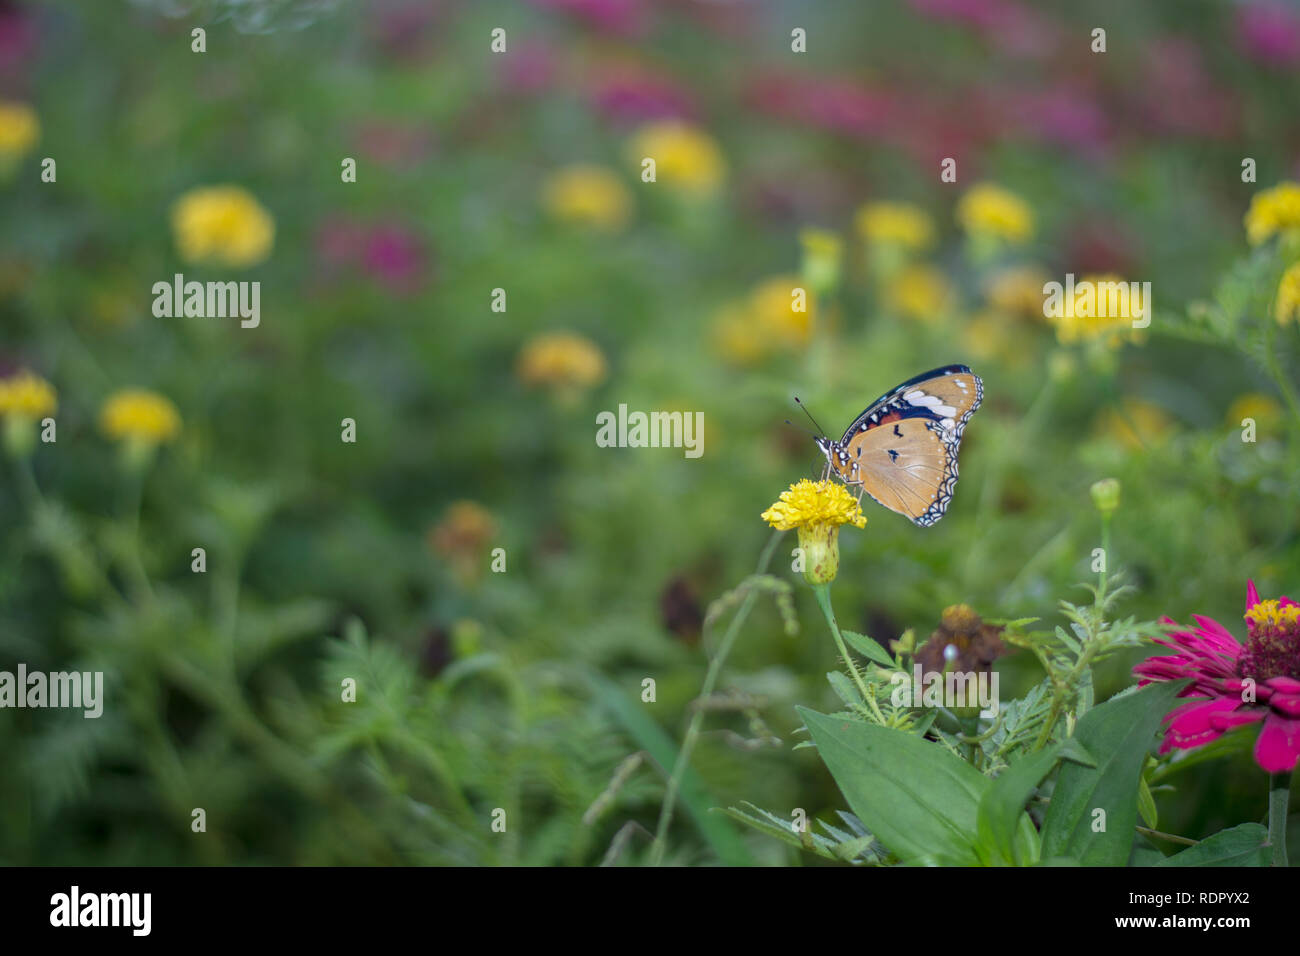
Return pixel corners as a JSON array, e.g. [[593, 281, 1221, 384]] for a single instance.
[[1245, 182, 1300, 246], [99, 389, 182, 444], [1094, 398, 1173, 451], [629, 121, 725, 195], [885, 264, 952, 321], [956, 183, 1034, 243], [762, 478, 865, 585], [0, 369, 56, 418], [542, 164, 632, 232], [799, 228, 843, 293], [1049, 273, 1145, 348], [0, 102, 39, 159], [1274, 261, 1300, 324], [1227, 393, 1282, 432], [985, 265, 1050, 317], [171, 186, 275, 268], [516, 332, 607, 391], [856, 201, 935, 251]]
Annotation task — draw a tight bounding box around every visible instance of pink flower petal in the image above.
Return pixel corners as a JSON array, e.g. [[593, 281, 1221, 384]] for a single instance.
[[1269, 693, 1300, 717], [1266, 675, 1300, 693], [1254, 712, 1300, 773], [1247, 579, 1260, 610], [1209, 708, 1265, 731], [1165, 697, 1242, 749]]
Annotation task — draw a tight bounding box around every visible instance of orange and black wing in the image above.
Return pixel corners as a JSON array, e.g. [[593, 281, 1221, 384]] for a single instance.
[[839, 365, 983, 448], [844, 415, 964, 527]]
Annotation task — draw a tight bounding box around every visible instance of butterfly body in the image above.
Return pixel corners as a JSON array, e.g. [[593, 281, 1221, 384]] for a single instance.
[[815, 365, 983, 527]]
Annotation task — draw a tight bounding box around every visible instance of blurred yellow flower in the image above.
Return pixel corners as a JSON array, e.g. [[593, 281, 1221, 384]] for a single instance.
[[1274, 261, 1300, 324], [1245, 182, 1300, 246], [956, 183, 1034, 243], [99, 389, 181, 444], [0, 370, 56, 419], [171, 186, 275, 268], [516, 332, 608, 391], [885, 264, 953, 321], [1094, 398, 1174, 451], [752, 275, 814, 346], [1227, 393, 1282, 432], [711, 301, 765, 366], [985, 265, 1050, 317], [1048, 273, 1144, 348], [855, 201, 934, 251], [0, 102, 38, 160], [799, 228, 843, 293], [429, 500, 497, 586], [541, 164, 632, 232], [963, 310, 1024, 365], [630, 121, 725, 195]]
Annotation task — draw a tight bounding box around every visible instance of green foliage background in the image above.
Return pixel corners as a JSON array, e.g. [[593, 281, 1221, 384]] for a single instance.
[[1, 0, 1298, 864]]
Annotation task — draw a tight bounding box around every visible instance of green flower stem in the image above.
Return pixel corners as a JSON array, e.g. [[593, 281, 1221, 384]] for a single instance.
[[649, 528, 783, 866], [812, 582, 885, 724], [1099, 512, 1112, 602], [1268, 771, 1291, 867]]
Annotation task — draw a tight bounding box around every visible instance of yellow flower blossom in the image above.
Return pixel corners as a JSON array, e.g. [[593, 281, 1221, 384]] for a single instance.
[[1227, 393, 1282, 433], [542, 165, 632, 232], [985, 265, 1050, 317], [885, 264, 953, 321], [99, 389, 181, 444], [762, 479, 865, 585], [171, 186, 275, 268], [1274, 261, 1300, 324], [0, 102, 39, 160], [1245, 182, 1300, 246], [1094, 398, 1174, 451], [799, 228, 843, 293], [516, 332, 607, 391], [752, 275, 815, 346], [1245, 599, 1300, 632], [629, 121, 725, 195], [855, 201, 935, 251], [956, 183, 1034, 243], [0, 370, 57, 419]]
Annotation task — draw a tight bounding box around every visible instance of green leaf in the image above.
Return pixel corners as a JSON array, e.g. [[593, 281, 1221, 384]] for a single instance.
[[976, 742, 1063, 865], [1040, 680, 1187, 865], [826, 671, 862, 707], [1137, 774, 1158, 829], [798, 706, 987, 865], [1154, 824, 1270, 867], [841, 630, 896, 667]]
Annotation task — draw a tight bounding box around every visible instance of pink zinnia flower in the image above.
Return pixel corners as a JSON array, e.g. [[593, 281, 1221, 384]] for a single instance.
[[1135, 581, 1300, 773]]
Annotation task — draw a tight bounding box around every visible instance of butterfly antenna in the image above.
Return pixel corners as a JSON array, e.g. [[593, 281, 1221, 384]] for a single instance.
[[793, 396, 826, 438]]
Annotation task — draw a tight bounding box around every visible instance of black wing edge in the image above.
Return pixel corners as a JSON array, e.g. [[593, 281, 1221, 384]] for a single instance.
[[839, 364, 977, 444]]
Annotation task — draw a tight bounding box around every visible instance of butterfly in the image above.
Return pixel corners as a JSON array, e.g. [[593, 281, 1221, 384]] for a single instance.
[[813, 365, 983, 527]]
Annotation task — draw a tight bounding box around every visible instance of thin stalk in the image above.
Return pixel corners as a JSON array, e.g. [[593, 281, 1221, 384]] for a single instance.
[[649, 529, 783, 866], [1268, 771, 1291, 867], [812, 582, 884, 723]]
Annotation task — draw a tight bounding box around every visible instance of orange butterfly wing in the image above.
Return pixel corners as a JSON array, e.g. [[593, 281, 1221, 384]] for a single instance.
[[843, 417, 962, 527]]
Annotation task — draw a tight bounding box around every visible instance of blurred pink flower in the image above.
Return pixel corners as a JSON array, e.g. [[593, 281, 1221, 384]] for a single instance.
[[530, 0, 648, 37], [0, 1, 36, 75], [1137, 39, 1237, 138], [1005, 86, 1111, 151], [362, 225, 426, 294], [746, 72, 894, 141], [1239, 1, 1300, 67], [314, 219, 429, 295], [368, 0, 443, 62], [590, 68, 695, 124], [352, 120, 433, 168], [501, 41, 557, 95]]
